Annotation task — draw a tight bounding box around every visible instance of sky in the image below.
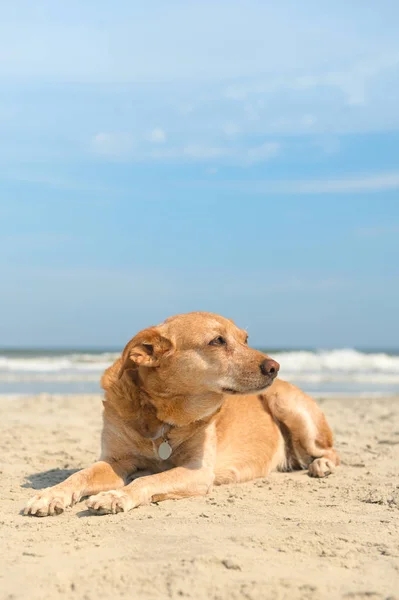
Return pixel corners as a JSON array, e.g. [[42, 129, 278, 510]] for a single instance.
[[0, 0, 399, 349]]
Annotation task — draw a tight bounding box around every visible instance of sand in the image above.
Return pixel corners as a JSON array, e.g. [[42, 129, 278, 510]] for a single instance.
[[1, 393, 398, 600]]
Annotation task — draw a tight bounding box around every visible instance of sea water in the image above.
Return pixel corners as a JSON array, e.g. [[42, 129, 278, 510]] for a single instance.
[[1, 347, 399, 397]]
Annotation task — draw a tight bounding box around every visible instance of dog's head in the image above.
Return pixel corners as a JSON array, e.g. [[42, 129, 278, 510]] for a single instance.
[[118, 313, 279, 420]]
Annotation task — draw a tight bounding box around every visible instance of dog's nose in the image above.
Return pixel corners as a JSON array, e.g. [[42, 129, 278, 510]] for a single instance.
[[260, 358, 280, 377]]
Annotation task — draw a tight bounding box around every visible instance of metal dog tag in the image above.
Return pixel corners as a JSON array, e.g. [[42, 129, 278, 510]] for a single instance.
[[158, 440, 173, 460]]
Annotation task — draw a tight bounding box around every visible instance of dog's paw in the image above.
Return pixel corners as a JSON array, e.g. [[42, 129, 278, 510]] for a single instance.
[[24, 488, 80, 517], [308, 457, 335, 478], [86, 490, 134, 515]]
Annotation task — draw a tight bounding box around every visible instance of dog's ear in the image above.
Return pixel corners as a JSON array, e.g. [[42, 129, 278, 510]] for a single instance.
[[118, 328, 173, 379]]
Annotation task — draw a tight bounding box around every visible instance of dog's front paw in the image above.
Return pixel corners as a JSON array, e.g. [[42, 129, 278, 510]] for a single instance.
[[86, 490, 134, 515], [24, 488, 80, 517], [308, 457, 335, 478]]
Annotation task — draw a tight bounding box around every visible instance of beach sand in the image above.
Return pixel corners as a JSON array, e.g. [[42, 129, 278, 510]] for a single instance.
[[1, 394, 398, 600]]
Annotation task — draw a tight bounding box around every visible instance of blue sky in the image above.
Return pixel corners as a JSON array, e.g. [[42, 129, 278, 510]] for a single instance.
[[1, 1, 398, 348]]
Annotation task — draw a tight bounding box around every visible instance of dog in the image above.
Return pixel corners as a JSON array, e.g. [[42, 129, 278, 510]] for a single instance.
[[24, 312, 339, 517]]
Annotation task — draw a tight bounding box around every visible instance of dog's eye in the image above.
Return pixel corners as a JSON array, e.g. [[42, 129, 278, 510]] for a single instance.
[[244, 336, 248, 345], [141, 343, 154, 355], [209, 336, 227, 346]]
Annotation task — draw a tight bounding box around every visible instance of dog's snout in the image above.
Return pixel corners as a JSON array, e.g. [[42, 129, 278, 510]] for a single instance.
[[260, 358, 280, 377]]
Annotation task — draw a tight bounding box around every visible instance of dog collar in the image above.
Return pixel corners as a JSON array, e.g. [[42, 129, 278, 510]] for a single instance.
[[157, 423, 173, 460]]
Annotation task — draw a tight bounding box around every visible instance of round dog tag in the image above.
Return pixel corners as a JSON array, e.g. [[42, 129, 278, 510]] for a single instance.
[[158, 440, 173, 460]]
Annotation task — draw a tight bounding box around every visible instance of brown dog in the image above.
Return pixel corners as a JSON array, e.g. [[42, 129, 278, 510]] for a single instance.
[[24, 312, 339, 517]]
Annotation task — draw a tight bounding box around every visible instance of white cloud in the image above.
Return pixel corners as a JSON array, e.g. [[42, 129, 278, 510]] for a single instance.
[[146, 142, 281, 165], [355, 225, 399, 238], [223, 53, 399, 136], [214, 171, 399, 195], [85, 140, 281, 165], [149, 128, 166, 143], [92, 132, 133, 157], [288, 172, 399, 194], [4, 3, 398, 84], [2, 2, 399, 171], [0, 168, 119, 193], [1, 4, 399, 169], [183, 145, 226, 159], [223, 123, 240, 136], [301, 115, 316, 127], [246, 142, 281, 164], [313, 136, 341, 155], [243, 103, 260, 122], [226, 54, 399, 106], [146, 145, 226, 161]]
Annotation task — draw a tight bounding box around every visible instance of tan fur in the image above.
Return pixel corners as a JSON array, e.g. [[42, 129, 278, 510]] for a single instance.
[[24, 312, 339, 517]]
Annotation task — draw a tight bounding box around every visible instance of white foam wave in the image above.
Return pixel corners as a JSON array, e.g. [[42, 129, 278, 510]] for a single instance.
[[0, 373, 101, 382], [275, 349, 399, 386], [0, 353, 119, 373], [274, 348, 399, 375]]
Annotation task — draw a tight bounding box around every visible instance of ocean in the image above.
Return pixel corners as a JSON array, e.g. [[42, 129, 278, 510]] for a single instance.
[[1, 348, 399, 397]]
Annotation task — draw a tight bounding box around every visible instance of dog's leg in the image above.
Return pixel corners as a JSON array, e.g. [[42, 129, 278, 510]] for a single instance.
[[265, 380, 340, 477], [24, 460, 131, 517], [86, 464, 215, 514], [87, 424, 217, 515]]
